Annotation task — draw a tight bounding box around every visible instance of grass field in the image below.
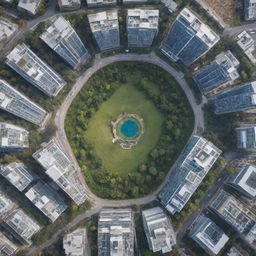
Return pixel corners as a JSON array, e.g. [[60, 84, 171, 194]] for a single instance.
[[86, 82, 165, 175]]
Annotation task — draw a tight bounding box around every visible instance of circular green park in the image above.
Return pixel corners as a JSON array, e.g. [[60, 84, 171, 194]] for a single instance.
[[65, 62, 194, 199]]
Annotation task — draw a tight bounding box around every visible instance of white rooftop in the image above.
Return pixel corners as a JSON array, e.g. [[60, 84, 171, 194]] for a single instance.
[[63, 228, 87, 256], [179, 8, 219, 47], [127, 9, 159, 29], [18, 0, 42, 15], [0, 122, 29, 149], [0, 18, 18, 50], [88, 10, 118, 32]]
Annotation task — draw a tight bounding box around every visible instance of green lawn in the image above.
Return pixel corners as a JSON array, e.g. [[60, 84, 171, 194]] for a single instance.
[[86, 83, 164, 175]]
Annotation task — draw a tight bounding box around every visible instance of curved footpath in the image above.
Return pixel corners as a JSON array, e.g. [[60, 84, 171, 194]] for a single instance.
[[27, 53, 206, 255], [55, 52, 205, 205]]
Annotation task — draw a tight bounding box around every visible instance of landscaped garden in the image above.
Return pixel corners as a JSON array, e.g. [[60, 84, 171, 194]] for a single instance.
[[65, 62, 194, 199]]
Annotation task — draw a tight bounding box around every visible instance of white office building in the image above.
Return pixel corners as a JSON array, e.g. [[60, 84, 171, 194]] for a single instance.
[[98, 209, 134, 256], [58, 0, 81, 11], [17, 0, 42, 15], [0, 18, 18, 50], [159, 136, 221, 214], [25, 181, 67, 222], [190, 215, 229, 256], [0, 122, 29, 151], [0, 79, 48, 126], [127, 9, 159, 48], [237, 31, 256, 65], [40, 16, 90, 69], [0, 232, 18, 256], [33, 138, 88, 205], [6, 43, 66, 97], [63, 228, 89, 256], [0, 162, 34, 192], [142, 206, 176, 253], [88, 10, 120, 51]]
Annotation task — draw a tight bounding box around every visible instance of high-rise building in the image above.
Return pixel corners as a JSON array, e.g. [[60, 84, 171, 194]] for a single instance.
[[237, 31, 256, 65], [98, 209, 134, 256], [17, 0, 42, 15], [0, 187, 41, 246], [25, 181, 67, 222], [228, 163, 256, 198], [158, 136, 221, 214], [160, 8, 219, 65], [236, 125, 256, 150], [0, 232, 18, 256], [0, 18, 18, 51], [40, 16, 90, 69], [6, 43, 66, 97], [127, 9, 159, 48], [190, 215, 229, 256], [210, 190, 256, 250], [86, 0, 116, 8], [63, 228, 89, 256], [4, 208, 41, 246], [58, 0, 81, 11], [142, 206, 176, 253], [0, 122, 29, 151], [33, 138, 88, 205], [0, 79, 48, 126], [213, 82, 256, 114], [244, 0, 256, 21], [193, 50, 240, 95], [88, 10, 120, 51], [0, 162, 34, 192]]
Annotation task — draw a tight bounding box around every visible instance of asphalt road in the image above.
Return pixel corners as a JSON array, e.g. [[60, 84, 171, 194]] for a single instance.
[[223, 22, 256, 37]]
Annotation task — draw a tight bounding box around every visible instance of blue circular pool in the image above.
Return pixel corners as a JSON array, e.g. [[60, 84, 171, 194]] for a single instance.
[[120, 119, 139, 138]]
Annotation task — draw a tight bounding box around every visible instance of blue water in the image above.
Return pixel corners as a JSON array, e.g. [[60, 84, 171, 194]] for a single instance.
[[121, 120, 139, 138]]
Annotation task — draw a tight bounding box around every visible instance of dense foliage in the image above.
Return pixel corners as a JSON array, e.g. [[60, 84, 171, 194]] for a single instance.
[[66, 62, 194, 199]]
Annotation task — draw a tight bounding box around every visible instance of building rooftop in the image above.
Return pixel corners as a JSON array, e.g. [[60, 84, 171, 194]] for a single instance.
[[229, 163, 256, 198], [245, 0, 256, 21], [58, 0, 81, 10], [40, 16, 90, 69], [18, 0, 42, 15], [0, 187, 17, 220], [237, 31, 256, 65], [88, 10, 118, 32], [194, 50, 240, 94], [63, 228, 88, 256], [0, 18, 18, 50], [88, 10, 120, 51], [98, 209, 134, 256], [6, 43, 66, 97], [127, 9, 159, 47], [210, 190, 256, 249], [127, 9, 159, 29], [0, 122, 29, 150], [190, 215, 229, 256], [25, 181, 67, 222], [214, 82, 256, 114], [227, 246, 249, 256], [86, 0, 116, 7], [236, 125, 256, 150], [0, 79, 48, 125], [159, 136, 221, 214], [0, 232, 18, 256], [161, 8, 219, 65], [160, 0, 178, 13], [32, 138, 87, 205], [5, 208, 41, 246], [142, 206, 176, 253], [0, 162, 34, 192]]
